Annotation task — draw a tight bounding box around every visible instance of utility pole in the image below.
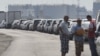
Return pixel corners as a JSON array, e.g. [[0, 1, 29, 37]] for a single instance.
[[40, 5, 44, 19], [77, 0, 80, 18], [63, 0, 67, 16]]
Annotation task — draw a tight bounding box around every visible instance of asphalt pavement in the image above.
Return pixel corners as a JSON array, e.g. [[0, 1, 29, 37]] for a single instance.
[[0, 29, 91, 56]]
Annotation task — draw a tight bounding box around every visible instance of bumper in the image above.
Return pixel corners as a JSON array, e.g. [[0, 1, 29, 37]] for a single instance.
[[96, 37, 100, 56]]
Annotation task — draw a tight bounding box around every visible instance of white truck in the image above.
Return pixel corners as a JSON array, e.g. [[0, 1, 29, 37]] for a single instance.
[[0, 11, 6, 23], [95, 10, 100, 56], [0, 11, 6, 28], [6, 11, 21, 28]]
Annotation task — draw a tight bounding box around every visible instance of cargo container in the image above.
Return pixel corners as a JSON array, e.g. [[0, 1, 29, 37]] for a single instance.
[[6, 11, 21, 28], [0, 11, 6, 23]]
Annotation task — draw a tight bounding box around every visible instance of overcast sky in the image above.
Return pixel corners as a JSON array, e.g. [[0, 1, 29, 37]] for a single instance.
[[0, 0, 94, 11]]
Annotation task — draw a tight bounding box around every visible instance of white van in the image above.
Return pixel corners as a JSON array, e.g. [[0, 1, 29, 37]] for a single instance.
[[95, 10, 100, 56]]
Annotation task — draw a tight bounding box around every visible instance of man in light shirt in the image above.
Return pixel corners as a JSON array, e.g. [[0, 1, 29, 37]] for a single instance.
[[59, 16, 70, 56]]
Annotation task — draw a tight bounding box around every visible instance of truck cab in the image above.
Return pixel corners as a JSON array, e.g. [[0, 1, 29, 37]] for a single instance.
[[95, 10, 100, 36], [95, 10, 100, 56]]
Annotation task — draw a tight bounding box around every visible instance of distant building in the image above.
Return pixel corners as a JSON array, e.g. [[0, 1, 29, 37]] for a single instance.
[[79, 7, 88, 19], [67, 5, 77, 19], [93, 2, 100, 18], [33, 5, 69, 19], [8, 4, 89, 19], [96, 0, 100, 2], [8, 5, 35, 20]]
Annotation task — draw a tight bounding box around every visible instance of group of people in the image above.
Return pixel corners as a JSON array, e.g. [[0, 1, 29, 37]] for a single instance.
[[59, 15, 98, 56]]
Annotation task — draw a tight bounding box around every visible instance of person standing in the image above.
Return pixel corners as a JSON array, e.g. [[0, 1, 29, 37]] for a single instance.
[[59, 16, 70, 56], [71, 19, 85, 56], [86, 15, 98, 56]]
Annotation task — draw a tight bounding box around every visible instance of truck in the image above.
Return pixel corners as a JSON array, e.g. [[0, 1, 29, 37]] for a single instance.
[[0, 11, 6, 28], [0, 11, 6, 23], [95, 10, 100, 56], [6, 11, 21, 28]]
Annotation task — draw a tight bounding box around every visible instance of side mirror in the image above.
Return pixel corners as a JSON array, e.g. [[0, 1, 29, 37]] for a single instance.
[[68, 26, 71, 28]]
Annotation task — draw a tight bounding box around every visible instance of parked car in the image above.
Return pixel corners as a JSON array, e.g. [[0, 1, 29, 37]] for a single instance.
[[82, 21, 90, 41], [69, 20, 90, 40], [53, 19, 62, 34], [43, 19, 52, 32], [0, 20, 6, 28], [28, 20, 34, 30], [20, 20, 27, 30], [12, 20, 20, 29], [68, 21, 76, 40], [95, 24, 100, 56], [29, 19, 41, 31], [20, 20, 31, 30], [95, 10, 100, 56], [37, 20, 42, 31], [19, 20, 27, 29], [37, 20, 46, 32], [96, 36, 100, 56], [47, 20, 56, 33]]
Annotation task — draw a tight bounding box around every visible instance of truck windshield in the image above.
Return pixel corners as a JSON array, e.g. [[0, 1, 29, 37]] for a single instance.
[[98, 15, 100, 22]]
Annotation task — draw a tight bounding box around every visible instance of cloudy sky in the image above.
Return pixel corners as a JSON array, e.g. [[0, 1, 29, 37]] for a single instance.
[[0, 0, 95, 11]]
